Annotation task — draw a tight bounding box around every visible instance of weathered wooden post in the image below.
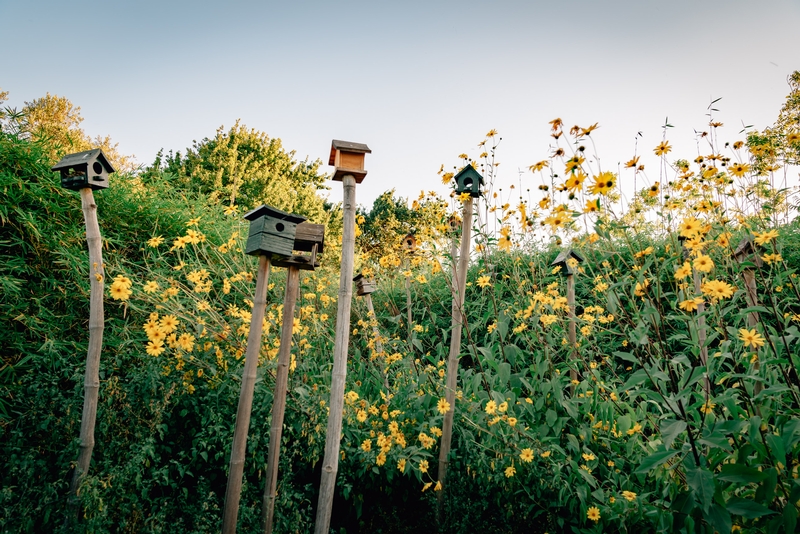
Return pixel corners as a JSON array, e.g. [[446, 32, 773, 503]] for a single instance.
[[437, 165, 483, 508], [402, 233, 417, 340], [222, 205, 306, 534], [733, 236, 764, 396], [551, 249, 585, 390], [52, 149, 115, 514], [262, 223, 324, 534], [354, 273, 389, 389], [315, 140, 371, 534]]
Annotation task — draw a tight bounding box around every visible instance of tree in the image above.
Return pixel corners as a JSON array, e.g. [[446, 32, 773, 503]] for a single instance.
[[747, 70, 800, 172], [154, 120, 329, 221]]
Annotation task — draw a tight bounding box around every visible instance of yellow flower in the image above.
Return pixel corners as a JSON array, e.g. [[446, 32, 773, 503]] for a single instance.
[[761, 253, 782, 265], [416, 274, 427, 284], [458, 192, 471, 202], [520, 448, 534, 463], [419, 460, 429, 473], [541, 450, 551, 458], [109, 282, 132, 301], [738, 328, 765, 349], [692, 254, 714, 273], [507, 417, 517, 427], [700, 401, 715, 414], [587, 506, 601, 522], [701, 279, 735, 302], [504, 465, 516, 478], [588, 172, 616, 195], [674, 262, 692, 280], [434, 480, 442, 491], [361, 439, 372, 452], [485, 400, 497, 415], [357, 410, 367, 422], [621, 490, 637, 502], [625, 156, 640, 168], [678, 217, 702, 239], [477, 275, 491, 288], [146, 340, 165, 356], [437, 398, 451, 415], [754, 229, 779, 245], [397, 458, 406, 472], [582, 452, 596, 462], [678, 297, 704, 312], [529, 160, 549, 172], [147, 236, 164, 247], [160, 315, 179, 333], [654, 141, 672, 156], [728, 162, 750, 177], [143, 281, 160, 294]]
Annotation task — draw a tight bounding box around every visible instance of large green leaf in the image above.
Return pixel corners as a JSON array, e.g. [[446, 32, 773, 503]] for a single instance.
[[726, 497, 775, 518]]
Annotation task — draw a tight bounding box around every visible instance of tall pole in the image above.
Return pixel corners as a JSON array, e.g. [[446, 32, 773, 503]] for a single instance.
[[68, 188, 105, 510], [437, 196, 474, 507], [262, 266, 301, 533], [567, 272, 578, 389], [222, 254, 271, 534], [315, 175, 357, 534]]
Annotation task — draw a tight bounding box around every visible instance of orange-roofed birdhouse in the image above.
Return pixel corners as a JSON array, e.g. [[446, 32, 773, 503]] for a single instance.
[[329, 139, 371, 183]]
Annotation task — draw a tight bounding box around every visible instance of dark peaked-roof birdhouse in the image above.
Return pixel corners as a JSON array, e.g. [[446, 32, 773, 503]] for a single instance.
[[454, 165, 484, 197], [52, 148, 115, 191], [551, 249, 585, 276], [353, 273, 377, 296], [271, 222, 326, 271], [733, 236, 764, 268], [243, 205, 306, 258], [329, 139, 371, 183]]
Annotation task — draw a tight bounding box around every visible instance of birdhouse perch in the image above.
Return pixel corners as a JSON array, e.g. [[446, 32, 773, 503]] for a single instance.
[[329, 139, 371, 183]]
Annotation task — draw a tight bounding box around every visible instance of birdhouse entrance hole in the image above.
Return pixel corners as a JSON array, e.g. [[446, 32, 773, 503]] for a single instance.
[[93, 162, 103, 174], [275, 223, 285, 232], [463, 177, 473, 188]]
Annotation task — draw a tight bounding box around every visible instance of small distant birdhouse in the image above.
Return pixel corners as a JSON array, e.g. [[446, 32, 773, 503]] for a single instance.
[[272, 222, 326, 271], [447, 215, 461, 232], [51, 148, 115, 191], [733, 236, 763, 268], [453, 165, 484, 197], [551, 249, 585, 276], [329, 139, 371, 183], [243, 205, 306, 258], [353, 273, 377, 296], [402, 233, 417, 253]]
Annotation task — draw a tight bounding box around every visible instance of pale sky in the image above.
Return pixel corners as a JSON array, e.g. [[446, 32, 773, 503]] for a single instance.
[[2, 0, 799, 209]]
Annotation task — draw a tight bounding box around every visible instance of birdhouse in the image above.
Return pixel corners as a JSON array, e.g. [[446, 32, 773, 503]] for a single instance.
[[272, 222, 326, 271], [551, 249, 585, 276], [243, 205, 306, 258], [453, 165, 484, 197], [51, 148, 115, 191], [353, 273, 377, 296], [733, 236, 764, 268], [447, 214, 461, 232], [402, 233, 417, 253], [329, 139, 371, 183]]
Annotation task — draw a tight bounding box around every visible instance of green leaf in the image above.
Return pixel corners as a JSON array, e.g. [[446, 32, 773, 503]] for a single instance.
[[497, 362, 511, 388], [686, 464, 715, 513], [660, 419, 686, 449], [726, 497, 775, 518], [617, 415, 631, 435], [622, 369, 649, 390], [546, 409, 557, 428], [717, 464, 769, 483], [633, 448, 680, 475], [784, 501, 798, 533], [706, 503, 732, 534]]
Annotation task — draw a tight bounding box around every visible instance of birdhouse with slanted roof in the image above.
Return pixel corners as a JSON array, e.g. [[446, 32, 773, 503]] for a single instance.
[[329, 140, 371, 183], [551, 249, 585, 276], [52, 148, 115, 191], [353, 273, 377, 296], [454, 165, 484, 197], [733, 236, 764, 268], [271, 222, 326, 271], [243, 205, 306, 258]]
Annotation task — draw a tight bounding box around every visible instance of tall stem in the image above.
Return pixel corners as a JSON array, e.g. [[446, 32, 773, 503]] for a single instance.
[[262, 266, 300, 533], [314, 175, 357, 534], [437, 197, 474, 509], [222, 254, 271, 534], [68, 188, 105, 515]]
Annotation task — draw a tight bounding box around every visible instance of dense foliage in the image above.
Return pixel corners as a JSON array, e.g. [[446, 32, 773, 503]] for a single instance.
[[2, 78, 800, 533]]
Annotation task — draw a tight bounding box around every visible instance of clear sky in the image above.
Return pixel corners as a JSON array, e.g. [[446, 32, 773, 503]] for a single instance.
[[2, 0, 798, 208]]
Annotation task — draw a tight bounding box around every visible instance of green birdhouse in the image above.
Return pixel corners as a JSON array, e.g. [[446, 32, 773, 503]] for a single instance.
[[551, 249, 585, 276], [52, 149, 115, 191], [243, 205, 306, 258], [271, 222, 326, 271], [454, 165, 484, 197], [353, 273, 377, 296], [329, 139, 371, 183]]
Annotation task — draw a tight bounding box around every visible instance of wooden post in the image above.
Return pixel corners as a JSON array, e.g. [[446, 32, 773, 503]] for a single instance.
[[314, 175, 357, 534], [437, 196, 474, 505], [567, 272, 578, 388], [68, 187, 105, 507], [222, 254, 271, 534], [734, 237, 764, 397], [262, 266, 300, 534]]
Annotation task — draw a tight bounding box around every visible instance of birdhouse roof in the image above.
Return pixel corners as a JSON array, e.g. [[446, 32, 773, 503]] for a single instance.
[[453, 165, 484, 185], [328, 140, 372, 166], [733, 236, 756, 258], [51, 148, 116, 173], [551, 249, 585, 266], [243, 204, 307, 224], [353, 273, 365, 282]]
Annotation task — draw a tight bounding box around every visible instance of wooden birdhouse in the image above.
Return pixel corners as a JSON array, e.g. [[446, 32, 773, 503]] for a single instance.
[[551, 249, 585, 276], [733, 236, 764, 268], [243, 205, 306, 258], [52, 148, 115, 191], [447, 215, 461, 232], [402, 233, 417, 254], [453, 165, 484, 197], [271, 222, 325, 271], [353, 273, 377, 296], [329, 139, 371, 183]]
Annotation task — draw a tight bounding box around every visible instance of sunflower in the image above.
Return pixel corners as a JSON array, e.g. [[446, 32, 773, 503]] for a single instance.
[[692, 254, 714, 273], [520, 448, 534, 463], [654, 141, 672, 156], [678, 217, 703, 239], [587, 506, 601, 522], [588, 172, 616, 195], [701, 279, 735, 302], [729, 162, 750, 177], [738, 328, 765, 349], [625, 156, 640, 168]]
